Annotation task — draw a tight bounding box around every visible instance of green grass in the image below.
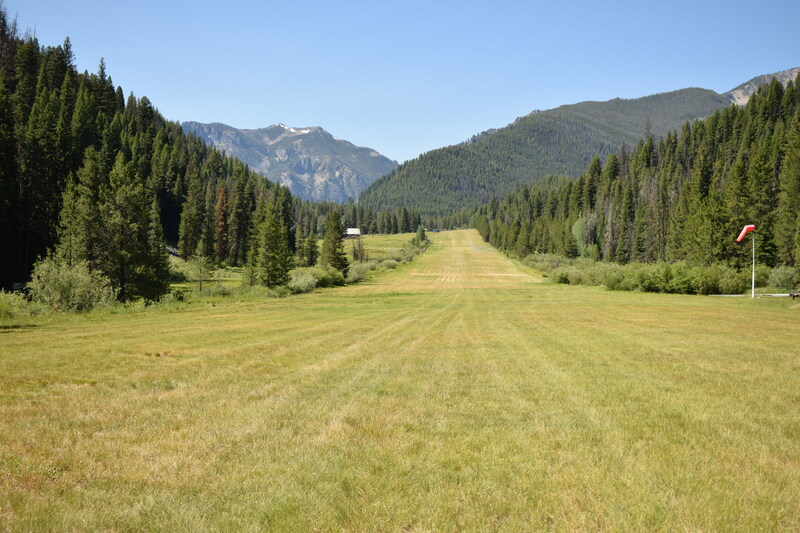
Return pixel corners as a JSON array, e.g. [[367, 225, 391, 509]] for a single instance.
[[346, 232, 417, 261], [1, 230, 799, 530]]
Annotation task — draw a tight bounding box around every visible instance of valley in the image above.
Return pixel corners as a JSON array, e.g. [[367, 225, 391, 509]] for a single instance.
[[2, 230, 798, 530]]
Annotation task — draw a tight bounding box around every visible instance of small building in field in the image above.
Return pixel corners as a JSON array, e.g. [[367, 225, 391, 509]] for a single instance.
[[345, 228, 361, 238]]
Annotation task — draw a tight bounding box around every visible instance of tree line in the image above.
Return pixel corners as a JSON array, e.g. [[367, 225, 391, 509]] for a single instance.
[[0, 10, 443, 301], [473, 75, 800, 270], [357, 88, 731, 218]]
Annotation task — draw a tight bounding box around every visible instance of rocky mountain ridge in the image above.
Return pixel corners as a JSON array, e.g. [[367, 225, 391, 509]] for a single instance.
[[723, 67, 800, 106], [181, 121, 397, 203]]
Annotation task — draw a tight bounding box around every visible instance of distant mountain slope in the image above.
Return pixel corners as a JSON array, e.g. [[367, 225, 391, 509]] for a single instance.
[[359, 68, 798, 217], [182, 122, 397, 203], [359, 88, 730, 216], [724, 67, 800, 106]]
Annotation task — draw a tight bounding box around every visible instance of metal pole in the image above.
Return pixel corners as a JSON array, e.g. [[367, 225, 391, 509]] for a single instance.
[[751, 232, 755, 299]]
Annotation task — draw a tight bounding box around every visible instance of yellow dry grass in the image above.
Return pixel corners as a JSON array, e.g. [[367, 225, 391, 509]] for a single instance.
[[1, 230, 799, 531]]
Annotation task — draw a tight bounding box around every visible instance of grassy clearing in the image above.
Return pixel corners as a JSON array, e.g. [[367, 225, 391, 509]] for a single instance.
[[1, 230, 799, 530]]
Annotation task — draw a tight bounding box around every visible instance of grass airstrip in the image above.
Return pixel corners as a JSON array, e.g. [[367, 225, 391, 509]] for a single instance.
[[1, 230, 799, 531]]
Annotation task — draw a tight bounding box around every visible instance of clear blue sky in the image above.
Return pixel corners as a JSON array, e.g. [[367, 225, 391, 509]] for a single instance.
[[7, 0, 799, 162]]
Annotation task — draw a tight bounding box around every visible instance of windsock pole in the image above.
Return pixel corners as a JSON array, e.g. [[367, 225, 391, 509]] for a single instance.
[[736, 224, 756, 298], [751, 230, 755, 299]]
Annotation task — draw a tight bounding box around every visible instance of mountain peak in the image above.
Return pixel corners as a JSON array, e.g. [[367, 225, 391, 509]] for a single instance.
[[723, 67, 800, 106], [182, 122, 397, 203]]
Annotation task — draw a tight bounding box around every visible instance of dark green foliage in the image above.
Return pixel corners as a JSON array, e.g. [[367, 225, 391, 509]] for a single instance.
[[293, 224, 319, 268], [251, 195, 293, 288], [93, 153, 165, 301], [320, 210, 349, 276], [0, 10, 293, 297], [478, 75, 800, 273]]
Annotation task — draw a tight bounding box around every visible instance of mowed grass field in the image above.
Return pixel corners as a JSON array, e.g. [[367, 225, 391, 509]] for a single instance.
[[1, 230, 799, 531]]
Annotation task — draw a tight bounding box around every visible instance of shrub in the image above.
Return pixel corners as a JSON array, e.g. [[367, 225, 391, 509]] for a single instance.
[[380, 259, 400, 271], [754, 264, 771, 288], [169, 269, 187, 282], [27, 257, 117, 311], [718, 270, 748, 294], [158, 291, 185, 305], [566, 267, 584, 286], [288, 269, 318, 294], [522, 253, 566, 273], [0, 291, 32, 319], [667, 262, 694, 294], [346, 262, 373, 284], [687, 264, 737, 295], [592, 263, 625, 290], [768, 265, 798, 290], [551, 267, 570, 284], [287, 265, 346, 291], [205, 284, 231, 297], [271, 285, 292, 298], [635, 263, 672, 293], [318, 265, 345, 287]]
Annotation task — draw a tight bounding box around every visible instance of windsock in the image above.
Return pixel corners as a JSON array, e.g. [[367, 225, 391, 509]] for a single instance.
[[736, 224, 755, 242]]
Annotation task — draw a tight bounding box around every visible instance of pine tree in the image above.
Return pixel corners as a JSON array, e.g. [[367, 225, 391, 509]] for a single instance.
[[95, 152, 167, 301], [304, 233, 319, 267], [254, 198, 292, 287], [177, 160, 203, 258], [55, 148, 103, 266], [0, 73, 17, 285], [214, 186, 228, 264], [295, 226, 307, 267], [320, 210, 349, 275], [146, 196, 170, 298], [776, 114, 800, 264]]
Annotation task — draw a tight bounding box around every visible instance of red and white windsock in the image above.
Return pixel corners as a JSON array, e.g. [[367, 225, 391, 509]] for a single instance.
[[736, 224, 755, 242]]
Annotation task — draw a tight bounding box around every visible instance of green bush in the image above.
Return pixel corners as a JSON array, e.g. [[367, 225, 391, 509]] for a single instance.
[[346, 262, 373, 284], [0, 291, 32, 319], [27, 256, 117, 311], [719, 269, 748, 294], [667, 262, 694, 294], [288, 268, 319, 294], [204, 284, 231, 297], [169, 269, 187, 282], [754, 264, 771, 288], [318, 265, 345, 287], [768, 265, 798, 290], [272, 286, 292, 298], [594, 263, 625, 290], [522, 253, 567, 273], [551, 267, 570, 284], [527, 253, 760, 296], [287, 266, 346, 291], [380, 259, 400, 271], [635, 263, 672, 293], [158, 291, 186, 305]]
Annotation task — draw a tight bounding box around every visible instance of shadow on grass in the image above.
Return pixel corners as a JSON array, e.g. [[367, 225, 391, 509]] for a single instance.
[[0, 323, 41, 333]]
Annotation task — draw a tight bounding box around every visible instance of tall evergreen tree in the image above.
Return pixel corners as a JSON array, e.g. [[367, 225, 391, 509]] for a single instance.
[[0, 73, 17, 285], [320, 210, 349, 275], [95, 152, 167, 301], [214, 185, 228, 264], [304, 232, 319, 267], [253, 197, 292, 287]]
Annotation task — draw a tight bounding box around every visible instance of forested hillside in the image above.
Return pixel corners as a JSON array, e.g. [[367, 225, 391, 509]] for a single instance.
[[473, 76, 800, 270], [0, 11, 311, 298], [0, 8, 445, 297], [358, 88, 732, 216]]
